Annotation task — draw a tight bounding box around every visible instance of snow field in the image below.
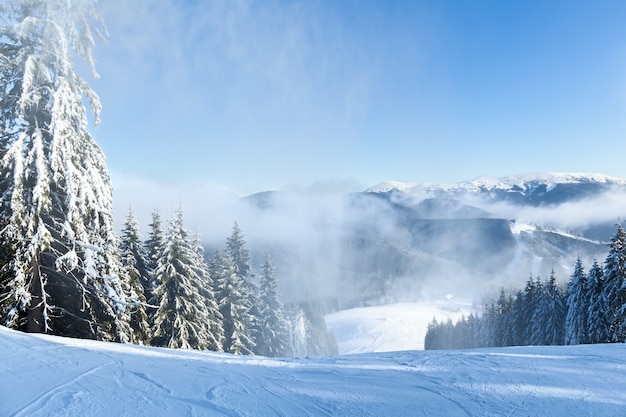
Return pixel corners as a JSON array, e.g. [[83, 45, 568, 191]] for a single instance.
[[325, 299, 477, 353], [2, 324, 626, 416]]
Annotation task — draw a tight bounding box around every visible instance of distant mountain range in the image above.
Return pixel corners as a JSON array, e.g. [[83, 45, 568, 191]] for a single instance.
[[242, 173, 626, 310]]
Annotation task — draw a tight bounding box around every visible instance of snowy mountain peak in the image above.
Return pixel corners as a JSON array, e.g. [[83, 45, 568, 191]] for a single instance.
[[366, 172, 626, 195]]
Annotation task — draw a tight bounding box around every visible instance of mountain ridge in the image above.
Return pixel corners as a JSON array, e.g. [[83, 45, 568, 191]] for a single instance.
[[366, 172, 626, 195]]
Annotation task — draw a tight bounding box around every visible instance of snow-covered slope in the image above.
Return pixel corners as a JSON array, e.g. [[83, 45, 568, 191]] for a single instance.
[[2, 324, 625, 416], [325, 298, 476, 353]]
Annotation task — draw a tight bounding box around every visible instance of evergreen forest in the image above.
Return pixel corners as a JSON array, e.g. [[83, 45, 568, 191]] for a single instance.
[[425, 223, 626, 350]]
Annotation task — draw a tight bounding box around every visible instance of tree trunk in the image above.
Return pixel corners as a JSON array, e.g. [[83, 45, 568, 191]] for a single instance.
[[27, 251, 44, 333]]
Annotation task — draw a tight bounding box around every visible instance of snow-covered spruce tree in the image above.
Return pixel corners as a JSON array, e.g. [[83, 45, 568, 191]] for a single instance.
[[256, 252, 290, 357], [603, 223, 626, 342], [143, 209, 164, 308], [119, 208, 151, 344], [564, 257, 589, 345], [151, 209, 218, 350], [190, 233, 224, 351], [586, 259, 611, 344], [226, 222, 251, 278], [521, 274, 540, 345], [224, 222, 261, 352], [543, 271, 566, 346], [510, 290, 527, 346], [0, 0, 132, 341], [285, 306, 311, 356], [214, 251, 255, 355], [529, 277, 547, 345]]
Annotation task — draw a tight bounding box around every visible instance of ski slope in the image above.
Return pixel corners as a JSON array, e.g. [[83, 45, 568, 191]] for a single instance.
[[2, 321, 626, 416], [325, 298, 476, 353]]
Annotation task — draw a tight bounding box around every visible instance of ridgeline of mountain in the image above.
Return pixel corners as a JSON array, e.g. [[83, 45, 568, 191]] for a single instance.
[[242, 173, 625, 310], [367, 172, 626, 207]]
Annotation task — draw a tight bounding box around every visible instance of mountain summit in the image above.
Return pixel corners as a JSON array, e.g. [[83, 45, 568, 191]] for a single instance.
[[367, 172, 626, 207]]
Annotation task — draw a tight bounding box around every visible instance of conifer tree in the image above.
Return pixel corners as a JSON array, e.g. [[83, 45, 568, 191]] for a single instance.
[[522, 274, 540, 344], [510, 290, 527, 346], [214, 252, 255, 355], [190, 233, 224, 351], [586, 259, 610, 344], [224, 222, 260, 352], [226, 222, 252, 279], [119, 208, 151, 344], [151, 209, 216, 350], [0, 0, 131, 341], [543, 271, 566, 346], [143, 209, 164, 311], [564, 257, 589, 345], [530, 277, 547, 345], [256, 252, 290, 357], [603, 223, 626, 342]]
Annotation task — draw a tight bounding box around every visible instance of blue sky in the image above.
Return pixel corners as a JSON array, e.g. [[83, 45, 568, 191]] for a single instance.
[[92, 0, 626, 197]]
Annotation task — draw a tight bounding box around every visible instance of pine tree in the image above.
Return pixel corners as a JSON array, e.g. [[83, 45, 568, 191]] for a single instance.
[[564, 257, 589, 345], [586, 259, 610, 344], [119, 208, 151, 344], [543, 270, 566, 346], [143, 209, 164, 312], [286, 307, 312, 356], [530, 276, 547, 345], [214, 252, 255, 355], [603, 223, 626, 342], [256, 252, 290, 357], [510, 290, 527, 346], [226, 222, 251, 279], [224, 222, 260, 353], [151, 209, 216, 350], [522, 274, 539, 345], [190, 233, 224, 351], [0, 0, 131, 341]]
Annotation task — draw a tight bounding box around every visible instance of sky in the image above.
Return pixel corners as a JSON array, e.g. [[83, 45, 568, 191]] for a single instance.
[[90, 0, 626, 199]]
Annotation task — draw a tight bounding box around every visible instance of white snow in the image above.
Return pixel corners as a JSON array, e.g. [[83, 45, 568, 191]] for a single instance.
[[325, 299, 476, 353], [3, 301, 626, 416]]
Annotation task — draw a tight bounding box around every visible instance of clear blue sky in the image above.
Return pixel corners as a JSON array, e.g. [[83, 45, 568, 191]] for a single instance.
[[92, 0, 626, 196]]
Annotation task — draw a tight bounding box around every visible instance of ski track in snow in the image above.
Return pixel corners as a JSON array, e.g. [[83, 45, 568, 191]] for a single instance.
[[2, 314, 626, 416]]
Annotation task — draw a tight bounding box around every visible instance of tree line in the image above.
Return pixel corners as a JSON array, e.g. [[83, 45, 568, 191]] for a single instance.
[[425, 224, 626, 350], [119, 209, 336, 356]]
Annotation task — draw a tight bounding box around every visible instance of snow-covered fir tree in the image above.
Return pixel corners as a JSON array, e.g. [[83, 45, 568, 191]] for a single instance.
[[586, 259, 610, 344], [190, 233, 224, 351], [564, 257, 589, 345], [151, 209, 218, 350], [530, 277, 548, 345], [0, 0, 131, 341], [256, 252, 290, 357], [603, 223, 626, 342], [224, 223, 260, 353], [143, 209, 164, 315], [542, 271, 566, 346], [285, 307, 311, 356], [226, 222, 252, 278], [214, 251, 256, 355], [119, 208, 151, 344], [522, 274, 540, 344]]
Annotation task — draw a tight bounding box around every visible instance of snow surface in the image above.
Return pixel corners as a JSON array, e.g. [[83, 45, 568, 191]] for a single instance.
[[3, 302, 626, 417], [325, 299, 476, 353]]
